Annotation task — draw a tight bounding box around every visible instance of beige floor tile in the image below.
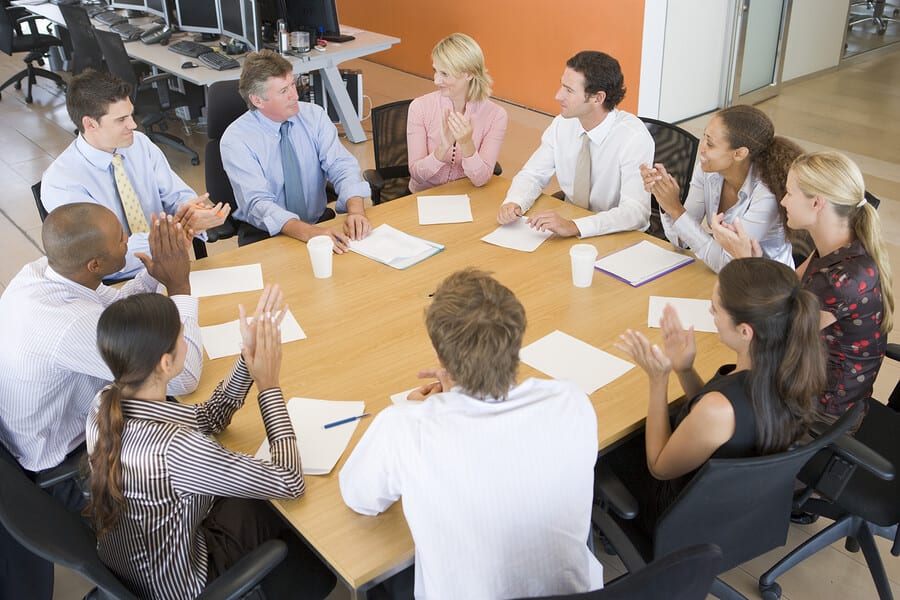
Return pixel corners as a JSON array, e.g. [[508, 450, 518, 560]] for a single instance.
[[0, 214, 42, 287], [9, 154, 57, 187], [53, 565, 95, 600]]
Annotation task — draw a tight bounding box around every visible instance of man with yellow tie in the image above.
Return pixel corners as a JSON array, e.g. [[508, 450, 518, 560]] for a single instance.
[[42, 70, 227, 279], [496, 51, 654, 238]]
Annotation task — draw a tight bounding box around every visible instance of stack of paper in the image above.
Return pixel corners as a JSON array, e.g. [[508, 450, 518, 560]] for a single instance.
[[348, 224, 444, 269], [648, 296, 717, 333], [481, 217, 553, 252], [417, 195, 473, 225], [255, 398, 366, 475], [520, 330, 634, 394], [199, 309, 307, 359], [189, 264, 264, 297], [594, 240, 693, 286]]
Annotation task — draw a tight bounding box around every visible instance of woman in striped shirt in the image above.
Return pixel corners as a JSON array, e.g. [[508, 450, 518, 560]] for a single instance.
[[86, 286, 334, 599]]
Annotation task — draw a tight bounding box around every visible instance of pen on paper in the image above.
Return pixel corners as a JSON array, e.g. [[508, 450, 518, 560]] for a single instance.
[[323, 413, 371, 429]]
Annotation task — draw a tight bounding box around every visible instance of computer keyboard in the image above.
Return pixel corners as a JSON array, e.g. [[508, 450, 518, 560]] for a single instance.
[[94, 11, 128, 26], [196, 51, 241, 71], [167, 40, 214, 58], [110, 22, 146, 42], [86, 5, 111, 17]]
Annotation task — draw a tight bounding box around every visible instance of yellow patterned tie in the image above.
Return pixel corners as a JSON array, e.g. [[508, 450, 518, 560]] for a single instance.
[[572, 132, 592, 209], [111, 153, 149, 234]]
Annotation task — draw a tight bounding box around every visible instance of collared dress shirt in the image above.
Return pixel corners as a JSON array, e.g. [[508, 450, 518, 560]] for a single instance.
[[340, 378, 604, 599], [220, 103, 371, 236], [502, 109, 654, 238], [0, 258, 202, 472], [661, 162, 793, 272], [87, 358, 304, 600], [407, 91, 508, 193], [41, 133, 197, 279]]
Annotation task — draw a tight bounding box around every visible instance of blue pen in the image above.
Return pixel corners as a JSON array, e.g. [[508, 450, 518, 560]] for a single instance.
[[323, 413, 371, 429]]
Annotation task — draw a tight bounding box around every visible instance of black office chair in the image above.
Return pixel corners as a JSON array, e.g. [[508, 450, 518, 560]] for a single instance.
[[592, 402, 864, 600], [93, 28, 200, 166], [204, 78, 247, 243], [0, 0, 65, 104], [363, 99, 502, 205], [758, 344, 900, 600], [639, 116, 699, 241], [57, 5, 104, 75], [0, 451, 288, 600]]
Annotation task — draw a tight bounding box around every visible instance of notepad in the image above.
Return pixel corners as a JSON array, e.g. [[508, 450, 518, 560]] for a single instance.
[[255, 398, 365, 475], [348, 224, 444, 269], [481, 217, 553, 252], [520, 330, 634, 395], [199, 309, 306, 360], [189, 264, 264, 297], [417, 195, 473, 225], [594, 240, 694, 286], [648, 296, 717, 333]]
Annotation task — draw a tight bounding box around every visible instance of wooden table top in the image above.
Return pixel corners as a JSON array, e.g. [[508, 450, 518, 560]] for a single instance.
[[180, 177, 726, 590]]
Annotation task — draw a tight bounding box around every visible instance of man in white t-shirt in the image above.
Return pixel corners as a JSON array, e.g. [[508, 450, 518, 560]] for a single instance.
[[340, 269, 603, 599]]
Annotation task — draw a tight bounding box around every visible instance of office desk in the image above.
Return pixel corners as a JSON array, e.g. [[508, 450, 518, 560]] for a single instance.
[[182, 177, 728, 597], [23, 3, 399, 142]]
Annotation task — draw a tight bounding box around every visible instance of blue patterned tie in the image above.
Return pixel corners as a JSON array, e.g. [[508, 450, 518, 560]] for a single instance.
[[280, 121, 308, 222]]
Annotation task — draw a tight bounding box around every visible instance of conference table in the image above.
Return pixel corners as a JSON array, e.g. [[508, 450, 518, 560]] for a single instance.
[[21, 2, 399, 142], [181, 177, 727, 598]]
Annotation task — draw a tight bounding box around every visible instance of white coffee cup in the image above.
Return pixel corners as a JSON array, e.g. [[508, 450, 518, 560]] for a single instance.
[[307, 235, 334, 279], [569, 244, 598, 288]]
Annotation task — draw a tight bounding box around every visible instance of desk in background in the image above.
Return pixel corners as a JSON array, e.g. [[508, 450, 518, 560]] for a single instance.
[[23, 3, 399, 142], [182, 177, 728, 598]]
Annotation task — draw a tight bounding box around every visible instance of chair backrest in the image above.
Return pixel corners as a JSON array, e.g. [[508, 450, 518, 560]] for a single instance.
[[639, 117, 699, 238], [370, 99, 413, 202], [31, 180, 48, 221], [58, 5, 104, 74], [654, 402, 862, 571], [92, 28, 138, 91], [205, 79, 247, 225], [0, 0, 15, 56], [0, 451, 139, 599]]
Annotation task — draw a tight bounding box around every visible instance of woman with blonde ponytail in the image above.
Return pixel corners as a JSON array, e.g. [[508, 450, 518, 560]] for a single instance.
[[86, 286, 334, 600], [780, 151, 893, 420]]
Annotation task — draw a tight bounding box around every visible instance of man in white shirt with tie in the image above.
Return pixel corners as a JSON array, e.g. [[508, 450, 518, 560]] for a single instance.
[[497, 51, 654, 238]]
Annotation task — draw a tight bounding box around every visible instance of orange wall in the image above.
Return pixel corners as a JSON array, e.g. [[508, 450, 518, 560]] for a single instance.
[[339, 1, 646, 115]]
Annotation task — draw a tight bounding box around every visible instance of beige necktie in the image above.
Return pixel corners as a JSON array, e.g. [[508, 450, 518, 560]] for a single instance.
[[111, 153, 149, 234], [572, 132, 592, 209]]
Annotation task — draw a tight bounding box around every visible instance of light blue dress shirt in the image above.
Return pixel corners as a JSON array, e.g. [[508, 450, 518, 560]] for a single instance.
[[220, 102, 371, 236], [41, 132, 197, 278]]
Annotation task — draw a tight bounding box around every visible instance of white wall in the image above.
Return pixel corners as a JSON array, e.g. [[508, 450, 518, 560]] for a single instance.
[[781, 0, 848, 81]]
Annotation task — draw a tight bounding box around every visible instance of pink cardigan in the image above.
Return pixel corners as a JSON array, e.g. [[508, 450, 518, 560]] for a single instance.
[[406, 91, 508, 193]]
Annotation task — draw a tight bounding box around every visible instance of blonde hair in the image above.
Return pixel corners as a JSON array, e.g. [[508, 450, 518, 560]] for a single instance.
[[432, 33, 492, 102], [791, 151, 893, 333]]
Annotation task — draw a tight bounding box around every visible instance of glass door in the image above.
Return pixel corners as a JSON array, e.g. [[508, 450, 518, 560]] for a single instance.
[[727, 0, 793, 105]]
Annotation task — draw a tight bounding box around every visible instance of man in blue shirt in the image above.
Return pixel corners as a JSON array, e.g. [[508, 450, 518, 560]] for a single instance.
[[221, 50, 371, 250], [42, 70, 227, 279]]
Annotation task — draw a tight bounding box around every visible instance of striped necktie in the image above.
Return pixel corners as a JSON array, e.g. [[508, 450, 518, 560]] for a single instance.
[[572, 132, 592, 210], [111, 153, 149, 234], [280, 121, 309, 222]]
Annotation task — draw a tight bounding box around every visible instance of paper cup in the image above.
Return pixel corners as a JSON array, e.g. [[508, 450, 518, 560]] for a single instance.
[[570, 244, 598, 288], [307, 235, 334, 278]]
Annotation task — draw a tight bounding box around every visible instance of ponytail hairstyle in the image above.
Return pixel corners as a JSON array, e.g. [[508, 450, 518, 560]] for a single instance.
[[790, 151, 894, 333], [718, 258, 826, 453], [86, 294, 181, 536]]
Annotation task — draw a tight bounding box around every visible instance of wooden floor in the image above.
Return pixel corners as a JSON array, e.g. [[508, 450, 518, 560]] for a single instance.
[[0, 40, 897, 600]]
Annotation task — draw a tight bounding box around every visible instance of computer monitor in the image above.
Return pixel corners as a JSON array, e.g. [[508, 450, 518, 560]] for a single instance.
[[284, 0, 339, 36], [108, 0, 144, 11], [144, 0, 170, 23], [218, 0, 260, 51], [174, 0, 220, 35]]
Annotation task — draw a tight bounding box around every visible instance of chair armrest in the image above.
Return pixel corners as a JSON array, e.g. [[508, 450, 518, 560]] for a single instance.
[[140, 73, 174, 87], [551, 190, 565, 201], [363, 169, 385, 192], [493, 162, 502, 176], [205, 220, 237, 244], [34, 450, 84, 490], [196, 539, 287, 600], [593, 461, 639, 520], [886, 343, 900, 362], [826, 434, 895, 481]]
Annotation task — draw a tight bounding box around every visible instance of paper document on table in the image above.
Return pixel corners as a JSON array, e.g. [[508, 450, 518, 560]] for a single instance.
[[348, 224, 444, 269], [648, 296, 717, 333], [11, 0, 47, 6], [390, 387, 421, 407], [481, 217, 552, 252], [594, 240, 693, 287], [200, 309, 306, 360], [255, 398, 365, 475], [417, 195, 473, 225], [189, 264, 264, 297], [520, 330, 634, 395]]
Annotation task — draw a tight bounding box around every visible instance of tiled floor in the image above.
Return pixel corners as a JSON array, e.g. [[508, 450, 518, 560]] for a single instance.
[[0, 38, 897, 600]]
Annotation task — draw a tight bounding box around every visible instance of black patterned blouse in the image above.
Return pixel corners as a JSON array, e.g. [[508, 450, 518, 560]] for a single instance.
[[801, 239, 886, 416]]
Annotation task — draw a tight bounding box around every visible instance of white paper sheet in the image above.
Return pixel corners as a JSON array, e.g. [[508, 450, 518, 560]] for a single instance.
[[481, 217, 553, 252], [648, 296, 717, 333], [189, 264, 264, 297], [255, 398, 366, 475], [390, 387, 421, 406], [348, 224, 443, 269], [594, 240, 693, 286], [200, 309, 306, 360], [520, 330, 634, 395], [417, 195, 473, 225]]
